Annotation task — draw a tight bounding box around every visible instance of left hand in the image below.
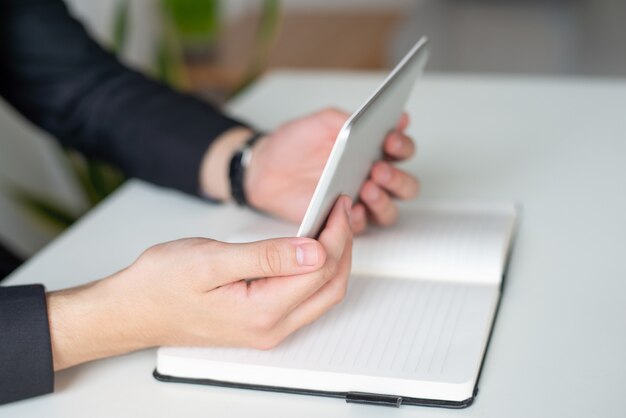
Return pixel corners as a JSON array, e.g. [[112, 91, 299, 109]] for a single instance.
[[200, 108, 420, 234], [245, 108, 419, 233]]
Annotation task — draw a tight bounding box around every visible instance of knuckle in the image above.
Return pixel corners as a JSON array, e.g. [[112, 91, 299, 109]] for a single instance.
[[398, 174, 418, 199], [321, 107, 348, 122], [253, 311, 279, 332], [323, 259, 339, 278], [395, 173, 410, 195], [322, 106, 340, 116], [202, 238, 220, 249], [258, 242, 283, 277], [253, 334, 283, 351], [142, 243, 162, 258], [332, 284, 348, 305], [140, 242, 170, 263]]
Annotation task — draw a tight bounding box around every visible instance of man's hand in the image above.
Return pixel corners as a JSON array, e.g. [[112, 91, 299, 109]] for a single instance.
[[47, 197, 353, 370], [200, 108, 419, 234]]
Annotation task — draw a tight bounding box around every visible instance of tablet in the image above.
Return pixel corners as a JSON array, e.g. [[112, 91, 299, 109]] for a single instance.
[[297, 37, 430, 238]]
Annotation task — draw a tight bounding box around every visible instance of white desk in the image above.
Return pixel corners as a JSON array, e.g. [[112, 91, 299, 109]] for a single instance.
[[3, 71, 626, 417]]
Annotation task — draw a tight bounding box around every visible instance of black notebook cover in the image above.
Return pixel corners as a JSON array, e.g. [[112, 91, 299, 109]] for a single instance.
[[153, 369, 476, 408]]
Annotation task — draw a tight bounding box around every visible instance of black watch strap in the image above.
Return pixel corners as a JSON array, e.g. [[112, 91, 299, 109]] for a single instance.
[[229, 132, 264, 206]]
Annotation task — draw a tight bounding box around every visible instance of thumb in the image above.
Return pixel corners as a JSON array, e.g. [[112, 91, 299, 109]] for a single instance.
[[214, 237, 327, 283]]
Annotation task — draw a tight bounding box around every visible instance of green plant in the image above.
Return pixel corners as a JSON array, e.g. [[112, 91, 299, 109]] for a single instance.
[[156, 0, 282, 94], [112, 0, 130, 54], [161, 0, 220, 47]]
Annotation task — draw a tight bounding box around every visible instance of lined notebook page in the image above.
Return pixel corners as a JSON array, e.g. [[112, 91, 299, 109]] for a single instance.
[[228, 203, 517, 285], [157, 276, 499, 395], [353, 204, 517, 284]]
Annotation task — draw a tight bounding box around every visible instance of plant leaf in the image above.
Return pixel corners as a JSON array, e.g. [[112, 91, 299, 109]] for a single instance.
[[64, 150, 101, 206], [86, 160, 125, 203], [62, 150, 125, 206], [160, 0, 220, 44], [6, 187, 79, 232], [155, 19, 189, 89], [112, 0, 130, 54]]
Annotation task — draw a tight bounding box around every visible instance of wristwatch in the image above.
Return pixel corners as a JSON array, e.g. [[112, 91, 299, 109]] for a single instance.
[[228, 132, 264, 206]]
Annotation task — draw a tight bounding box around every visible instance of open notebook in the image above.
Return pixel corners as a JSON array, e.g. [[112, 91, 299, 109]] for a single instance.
[[155, 203, 517, 408]]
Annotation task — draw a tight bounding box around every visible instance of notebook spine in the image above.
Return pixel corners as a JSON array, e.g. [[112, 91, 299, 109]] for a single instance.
[[345, 392, 402, 407]]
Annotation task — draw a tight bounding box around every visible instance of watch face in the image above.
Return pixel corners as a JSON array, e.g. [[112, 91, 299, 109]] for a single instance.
[[241, 147, 253, 167]]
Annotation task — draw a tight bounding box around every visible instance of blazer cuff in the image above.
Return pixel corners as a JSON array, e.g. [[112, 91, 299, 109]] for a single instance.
[[0, 285, 54, 405]]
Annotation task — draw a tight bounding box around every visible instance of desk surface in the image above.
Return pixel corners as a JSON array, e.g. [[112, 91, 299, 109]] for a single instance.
[[4, 71, 626, 417]]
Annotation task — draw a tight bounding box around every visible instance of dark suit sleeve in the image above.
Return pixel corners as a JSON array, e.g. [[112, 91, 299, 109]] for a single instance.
[[0, 285, 54, 405], [0, 0, 249, 405], [0, 0, 247, 195]]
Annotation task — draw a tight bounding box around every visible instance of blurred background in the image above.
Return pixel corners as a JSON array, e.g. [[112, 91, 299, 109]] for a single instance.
[[1, 0, 625, 274]]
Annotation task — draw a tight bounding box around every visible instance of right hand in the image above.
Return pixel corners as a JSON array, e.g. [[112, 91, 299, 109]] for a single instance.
[[47, 196, 353, 370]]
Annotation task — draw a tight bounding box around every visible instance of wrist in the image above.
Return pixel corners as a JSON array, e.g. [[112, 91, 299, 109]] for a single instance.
[[199, 127, 254, 201], [46, 274, 150, 371]]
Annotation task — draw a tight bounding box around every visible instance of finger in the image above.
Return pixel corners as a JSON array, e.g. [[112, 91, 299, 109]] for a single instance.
[[210, 237, 327, 285], [360, 181, 399, 226], [350, 203, 367, 235], [370, 161, 420, 200], [383, 131, 416, 160], [276, 234, 353, 339], [317, 196, 354, 260], [315, 107, 351, 135], [396, 112, 410, 131], [245, 196, 353, 314]]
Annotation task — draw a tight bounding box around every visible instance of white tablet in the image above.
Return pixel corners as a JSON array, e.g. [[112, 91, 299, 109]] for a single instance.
[[297, 37, 430, 238]]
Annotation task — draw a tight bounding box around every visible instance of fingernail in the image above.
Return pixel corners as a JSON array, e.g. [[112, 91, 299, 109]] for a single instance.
[[296, 243, 318, 266], [378, 163, 391, 183]]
